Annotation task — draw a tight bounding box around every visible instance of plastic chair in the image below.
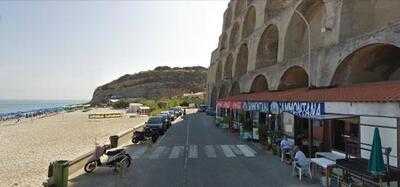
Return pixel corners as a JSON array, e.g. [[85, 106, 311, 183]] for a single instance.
[[292, 159, 312, 181]]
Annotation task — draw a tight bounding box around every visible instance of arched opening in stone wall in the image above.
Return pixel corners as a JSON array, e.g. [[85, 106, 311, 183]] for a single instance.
[[218, 84, 228, 99], [250, 74, 269, 93], [219, 33, 227, 51], [234, 0, 246, 18], [210, 87, 217, 108], [242, 6, 256, 39], [278, 66, 309, 90], [230, 81, 241, 96], [224, 54, 233, 79], [331, 43, 400, 86], [265, 0, 291, 21], [234, 43, 249, 78], [339, 0, 400, 41], [224, 7, 232, 30], [284, 0, 326, 60], [215, 61, 223, 81], [229, 22, 240, 50], [256, 25, 279, 68]]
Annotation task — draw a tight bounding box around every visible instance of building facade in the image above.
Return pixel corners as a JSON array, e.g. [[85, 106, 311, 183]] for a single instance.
[[207, 0, 400, 170]]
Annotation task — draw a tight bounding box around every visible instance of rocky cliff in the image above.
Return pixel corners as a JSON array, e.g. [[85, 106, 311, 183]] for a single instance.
[[91, 66, 207, 104]]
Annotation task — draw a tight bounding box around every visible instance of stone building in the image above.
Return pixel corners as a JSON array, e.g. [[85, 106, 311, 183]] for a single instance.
[[207, 0, 400, 171]]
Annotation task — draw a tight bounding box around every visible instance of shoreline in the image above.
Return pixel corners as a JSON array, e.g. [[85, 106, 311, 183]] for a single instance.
[[0, 108, 147, 186]]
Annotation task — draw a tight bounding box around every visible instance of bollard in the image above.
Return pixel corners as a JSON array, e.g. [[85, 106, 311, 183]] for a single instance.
[[54, 160, 69, 187], [109, 135, 119, 148]]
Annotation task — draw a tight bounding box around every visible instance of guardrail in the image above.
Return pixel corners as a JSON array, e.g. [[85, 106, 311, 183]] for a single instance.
[[88, 113, 123, 119], [67, 123, 145, 177]]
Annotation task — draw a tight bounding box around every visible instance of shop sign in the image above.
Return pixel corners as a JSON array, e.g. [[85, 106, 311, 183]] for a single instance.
[[273, 101, 324, 118], [244, 101, 324, 118], [216, 101, 242, 109], [242, 102, 270, 112]]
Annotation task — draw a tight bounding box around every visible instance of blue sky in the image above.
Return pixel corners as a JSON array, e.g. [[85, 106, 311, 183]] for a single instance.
[[0, 1, 227, 100]]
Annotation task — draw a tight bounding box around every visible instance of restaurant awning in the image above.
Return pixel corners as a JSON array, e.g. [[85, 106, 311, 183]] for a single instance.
[[310, 114, 358, 120], [218, 81, 400, 103]]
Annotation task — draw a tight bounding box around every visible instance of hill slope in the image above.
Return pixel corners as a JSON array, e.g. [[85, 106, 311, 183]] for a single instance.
[[90, 66, 207, 104]]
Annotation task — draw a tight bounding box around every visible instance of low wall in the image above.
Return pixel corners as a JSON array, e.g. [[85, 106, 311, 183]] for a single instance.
[[67, 123, 145, 177], [88, 113, 123, 119]]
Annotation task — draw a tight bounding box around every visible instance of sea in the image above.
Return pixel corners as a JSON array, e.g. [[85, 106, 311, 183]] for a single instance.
[[0, 100, 88, 115]]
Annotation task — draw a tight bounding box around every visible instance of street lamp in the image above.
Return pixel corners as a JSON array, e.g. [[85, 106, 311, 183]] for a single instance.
[[294, 9, 314, 157], [294, 9, 311, 87]]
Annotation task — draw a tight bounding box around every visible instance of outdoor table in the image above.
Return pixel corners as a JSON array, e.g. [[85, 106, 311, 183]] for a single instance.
[[315, 152, 345, 161], [311, 157, 336, 187]]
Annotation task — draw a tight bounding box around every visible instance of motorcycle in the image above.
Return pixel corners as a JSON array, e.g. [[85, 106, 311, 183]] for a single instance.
[[84, 144, 132, 173], [132, 127, 159, 144]]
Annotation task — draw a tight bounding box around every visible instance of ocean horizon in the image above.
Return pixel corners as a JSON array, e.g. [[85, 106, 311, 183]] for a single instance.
[[0, 99, 89, 114]]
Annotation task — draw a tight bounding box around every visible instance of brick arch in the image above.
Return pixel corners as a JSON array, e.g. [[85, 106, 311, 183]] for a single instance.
[[219, 32, 228, 51], [230, 81, 241, 96], [218, 84, 228, 99], [229, 22, 240, 50], [234, 0, 246, 18], [250, 74, 269, 93], [284, 0, 327, 60], [278, 66, 309, 90], [256, 24, 279, 69], [223, 6, 232, 30], [242, 6, 256, 39], [210, 87, 217, 108], [234, 43, 249, 78], [215, 61, 223, 81], [331, 43, 400, 86], [224, 54, 233, 79]]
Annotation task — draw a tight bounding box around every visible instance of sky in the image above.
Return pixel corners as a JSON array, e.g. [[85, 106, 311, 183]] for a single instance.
[[0, 0, 228, 100]]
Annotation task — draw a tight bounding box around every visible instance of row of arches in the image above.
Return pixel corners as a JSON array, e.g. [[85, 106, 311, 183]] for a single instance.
[[214, 43, 400, 102], [219, 0, 325, 80]]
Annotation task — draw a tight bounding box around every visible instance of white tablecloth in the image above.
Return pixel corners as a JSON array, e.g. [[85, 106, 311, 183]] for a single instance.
[[311, 158, 336, 169]]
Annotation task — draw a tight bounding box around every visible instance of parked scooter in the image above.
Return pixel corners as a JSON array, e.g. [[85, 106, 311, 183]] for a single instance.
[[132, 127, 159, 144], [84, 144, 132, 173]]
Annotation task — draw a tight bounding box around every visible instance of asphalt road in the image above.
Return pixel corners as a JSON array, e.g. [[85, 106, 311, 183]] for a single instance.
[[69, 112, 319, 187]]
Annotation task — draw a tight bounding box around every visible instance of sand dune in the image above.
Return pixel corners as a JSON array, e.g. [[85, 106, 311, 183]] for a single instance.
[[0, 108, 147, 186]]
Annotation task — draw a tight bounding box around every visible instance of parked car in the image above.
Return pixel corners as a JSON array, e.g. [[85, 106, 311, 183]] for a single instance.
[[199, 105, 208, 112], [160, 111, 173, 121], [145, 116, 166, 135], [206, 108, 216, 116], [157, 114, 171, 128]]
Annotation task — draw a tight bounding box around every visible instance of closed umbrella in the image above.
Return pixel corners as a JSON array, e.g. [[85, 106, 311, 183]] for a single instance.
[[368, 127, 385, 175]]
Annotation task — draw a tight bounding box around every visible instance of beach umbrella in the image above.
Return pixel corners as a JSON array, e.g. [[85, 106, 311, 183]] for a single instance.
[[368, 127, 385, 175]]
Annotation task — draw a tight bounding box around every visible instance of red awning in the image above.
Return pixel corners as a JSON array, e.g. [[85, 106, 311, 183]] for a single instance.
[[218, 81, 400, 103]]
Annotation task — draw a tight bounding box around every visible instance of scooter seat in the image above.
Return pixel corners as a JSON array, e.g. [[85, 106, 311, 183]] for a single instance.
[[105, 148, 123, 156]]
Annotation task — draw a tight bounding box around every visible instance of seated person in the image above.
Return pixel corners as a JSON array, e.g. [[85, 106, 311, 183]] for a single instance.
[[280, 136, 293, 162], [293, 146, 308, 169]]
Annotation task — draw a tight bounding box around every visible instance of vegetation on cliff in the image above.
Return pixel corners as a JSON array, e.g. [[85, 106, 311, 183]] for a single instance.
[[91, 66, 207, 104]]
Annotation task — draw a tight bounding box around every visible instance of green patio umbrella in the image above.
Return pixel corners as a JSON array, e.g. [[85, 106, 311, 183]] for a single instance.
[[368, 127, 385, 175]]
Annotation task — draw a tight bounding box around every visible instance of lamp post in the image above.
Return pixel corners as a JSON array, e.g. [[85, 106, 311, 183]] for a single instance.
[[294, 9, 313, 157]]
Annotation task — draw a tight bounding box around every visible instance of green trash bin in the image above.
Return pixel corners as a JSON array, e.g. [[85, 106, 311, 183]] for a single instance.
[[54, 160, 69, 187], [110, 135, 119, 148]]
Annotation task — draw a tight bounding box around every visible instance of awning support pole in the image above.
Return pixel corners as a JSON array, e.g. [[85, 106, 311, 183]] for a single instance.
[[308, 118, 313, 157]]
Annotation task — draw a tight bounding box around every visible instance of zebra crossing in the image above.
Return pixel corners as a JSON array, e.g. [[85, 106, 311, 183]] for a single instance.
[[129, 144, 258, 160]]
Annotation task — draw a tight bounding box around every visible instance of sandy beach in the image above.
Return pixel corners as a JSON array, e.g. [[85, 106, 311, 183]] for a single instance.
[[0, 108, 147, 186]]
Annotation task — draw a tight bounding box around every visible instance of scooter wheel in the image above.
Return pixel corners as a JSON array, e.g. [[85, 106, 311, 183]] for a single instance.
[[132, 138, 139, 144], [84, 161, 97, 173], [152, 135, 158, 143]]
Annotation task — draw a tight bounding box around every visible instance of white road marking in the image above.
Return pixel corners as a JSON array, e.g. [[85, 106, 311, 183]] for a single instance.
[[229, 145, 243, 155], [131, 146, 147, 159], [188, 145, 198, 158], [169, 145, 185, 159], [237, 145, 256, 157], [149, 146, 166, 159], [221, 145, 236, 158], [204, 145, 217, 158]]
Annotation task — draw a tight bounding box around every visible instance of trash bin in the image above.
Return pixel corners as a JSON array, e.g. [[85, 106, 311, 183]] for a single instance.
[[110, 135, 119, 148], [54, 160, 69, 187]]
